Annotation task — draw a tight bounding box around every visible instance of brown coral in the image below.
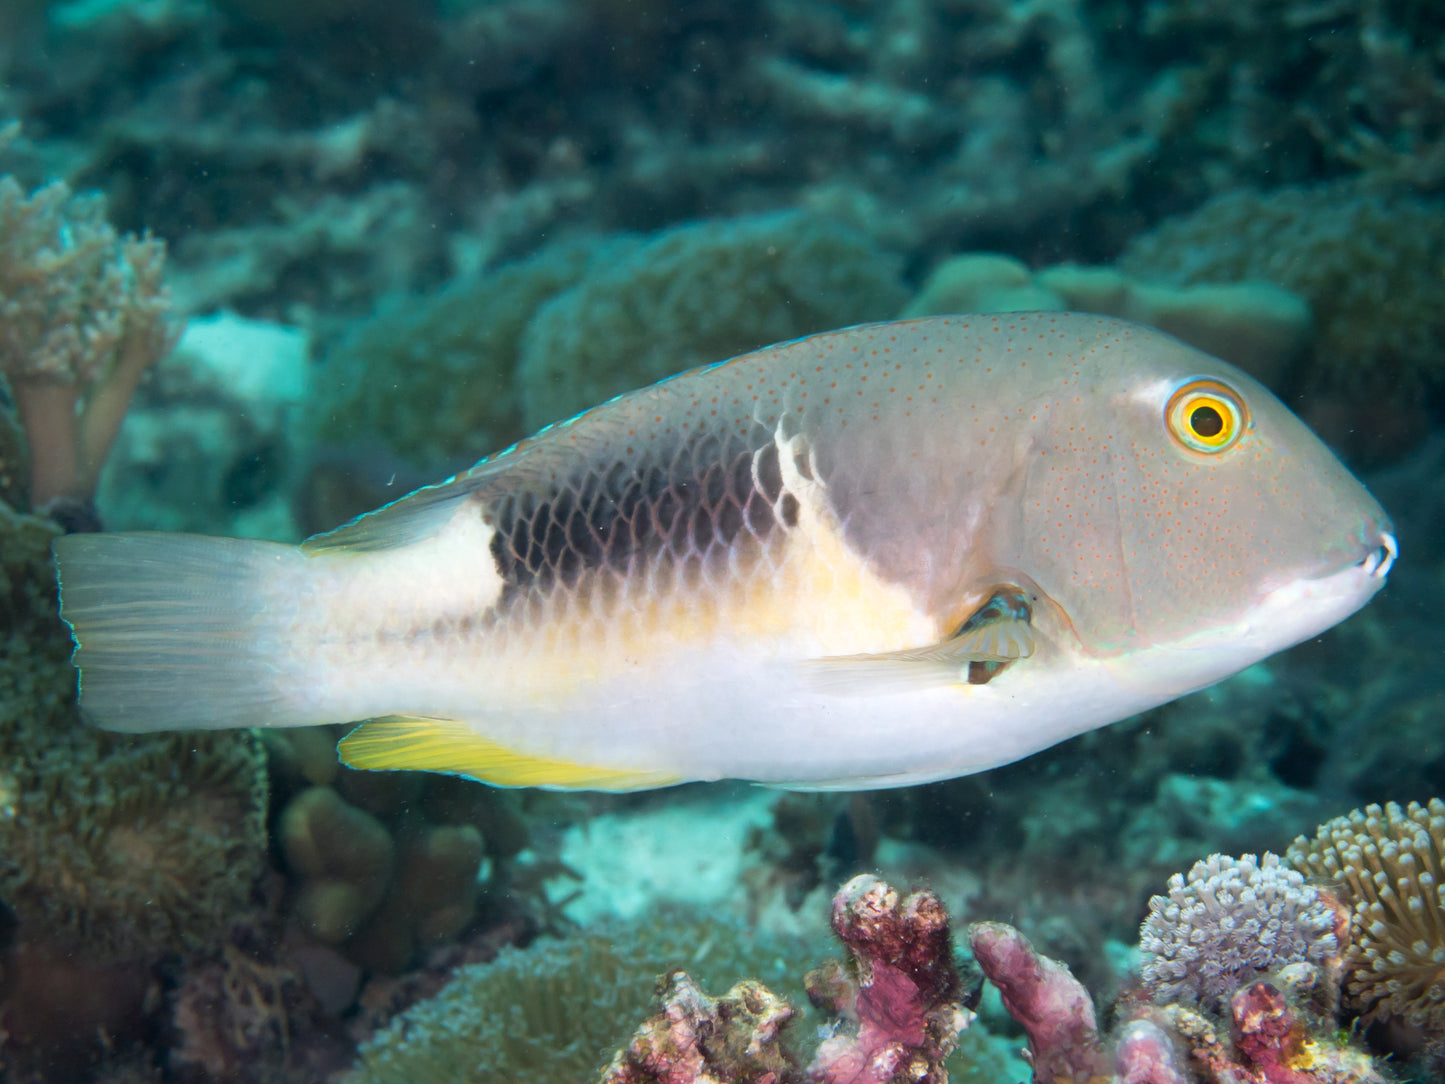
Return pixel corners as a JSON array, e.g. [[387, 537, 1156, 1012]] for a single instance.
[[1287, 799, 1445, 1034], [0, 124, 175, 510]]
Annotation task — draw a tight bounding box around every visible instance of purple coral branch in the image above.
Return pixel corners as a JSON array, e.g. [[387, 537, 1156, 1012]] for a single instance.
[[968, 921, 1103, 1084], [807, 874, 969, 1084]]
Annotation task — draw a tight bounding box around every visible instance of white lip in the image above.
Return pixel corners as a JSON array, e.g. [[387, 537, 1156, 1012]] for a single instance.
[[1114, 538, 1390, 701], [1360, 531, 1397, 579]]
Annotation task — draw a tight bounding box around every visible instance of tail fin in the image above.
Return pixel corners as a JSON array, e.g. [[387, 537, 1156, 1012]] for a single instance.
[[53, 532, 319, 733]]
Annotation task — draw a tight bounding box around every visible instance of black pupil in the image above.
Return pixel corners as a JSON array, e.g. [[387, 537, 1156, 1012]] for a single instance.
[[1190, 404, 1225, 438]]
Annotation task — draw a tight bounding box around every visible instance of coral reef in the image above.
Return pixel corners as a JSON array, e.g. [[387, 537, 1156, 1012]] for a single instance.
[[279, 784, 396, 948], [1138, 853, 1340, 1011], [516, 212, 908, 430], [589, 875, 971, 1084], [969, 921, 1101, 1084], [904, 252, 1312, 388], [306, 211, 905, 493], [0, 0, 1441, 1078], [263, 728, 529, 978], [96, 311, 309, 538], [308, 236, 602, 472], [1119, 181, 1445, 463], [1288, 800, 1445, 1043], [1152, 980, 1389, 1084], [972, 914, 1387, 1084], [0, 124, 175, 516], [0, 502, 269, 967], [599, 972, 797, 1084], [0, 500, 270, 1078], [1138, 0, 1445, 190], [342, 914, 822, 1084], [806, 874, 969, 1084]]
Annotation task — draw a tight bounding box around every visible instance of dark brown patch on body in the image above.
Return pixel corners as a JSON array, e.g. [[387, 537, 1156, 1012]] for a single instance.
[[487, 424, 791, 606]]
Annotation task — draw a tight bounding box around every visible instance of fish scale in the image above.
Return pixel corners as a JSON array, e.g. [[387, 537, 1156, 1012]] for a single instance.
[[52, 313, 1395, 791]]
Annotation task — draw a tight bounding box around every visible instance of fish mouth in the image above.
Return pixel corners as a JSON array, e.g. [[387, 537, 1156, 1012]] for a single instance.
[[1356, 530, 1397, 580]]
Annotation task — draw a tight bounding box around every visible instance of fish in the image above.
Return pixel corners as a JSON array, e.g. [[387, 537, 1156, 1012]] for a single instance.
[[51, 312, 1396, 792]]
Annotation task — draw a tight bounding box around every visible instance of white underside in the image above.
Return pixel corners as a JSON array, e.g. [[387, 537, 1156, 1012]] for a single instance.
[[288, 550, 1382, 790]]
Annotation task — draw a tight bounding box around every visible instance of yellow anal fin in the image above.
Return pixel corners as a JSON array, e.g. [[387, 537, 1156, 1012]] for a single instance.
[[337, 716, 682, 792]]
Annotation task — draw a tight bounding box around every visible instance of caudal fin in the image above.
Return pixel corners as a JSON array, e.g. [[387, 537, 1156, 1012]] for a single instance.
[[53, 532, 319, 733]]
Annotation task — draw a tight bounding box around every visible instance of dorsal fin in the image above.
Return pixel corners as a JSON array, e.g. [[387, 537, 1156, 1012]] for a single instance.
[[302, 465, 496, 554]]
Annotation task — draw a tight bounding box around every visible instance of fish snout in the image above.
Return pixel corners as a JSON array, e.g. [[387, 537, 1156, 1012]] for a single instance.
[[1358, 529, 1397, 580]]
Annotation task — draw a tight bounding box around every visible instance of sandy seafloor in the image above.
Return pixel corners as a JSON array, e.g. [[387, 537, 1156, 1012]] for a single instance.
[[1, 0, 1444, 1081]]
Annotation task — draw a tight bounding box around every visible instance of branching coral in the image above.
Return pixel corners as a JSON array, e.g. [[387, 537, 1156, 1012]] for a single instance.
[[0, 123, 176, 513], [1138, 853, 1340, 1011], [1287, 799, 1445, 1036]]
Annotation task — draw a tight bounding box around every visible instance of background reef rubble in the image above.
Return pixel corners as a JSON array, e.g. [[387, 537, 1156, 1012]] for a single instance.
[[0, 0, 1443, 1080]]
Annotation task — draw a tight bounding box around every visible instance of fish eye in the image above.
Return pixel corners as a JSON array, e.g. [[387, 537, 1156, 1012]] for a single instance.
[[1165, 379, 1248, 454]]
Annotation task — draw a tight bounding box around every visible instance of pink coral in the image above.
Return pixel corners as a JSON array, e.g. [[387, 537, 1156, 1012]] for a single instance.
[[968, 920, 1102, 1084], [1230, 982, 1315, 1084], [1114, 1018, 1188, 1084], [807, 874, 969, 1084]]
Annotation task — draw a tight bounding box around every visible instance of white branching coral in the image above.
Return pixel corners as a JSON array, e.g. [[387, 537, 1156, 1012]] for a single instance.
[[1287, 799, 1445, 1032], [0, 121, 175, 511], [1139, 852, 1339, 1009]]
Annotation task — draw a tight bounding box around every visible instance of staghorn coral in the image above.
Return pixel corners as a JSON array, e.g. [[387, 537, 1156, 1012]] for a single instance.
[[1139, 0, 1445, 191], [516, 212, 908, 431], [0, 123, 176, 513], [1287, 799, 1445, 1037], [1138, 853, 1340, 1011]]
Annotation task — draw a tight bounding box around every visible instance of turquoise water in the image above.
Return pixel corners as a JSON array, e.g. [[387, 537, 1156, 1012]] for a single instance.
[[1, 1, 1442, 1081]]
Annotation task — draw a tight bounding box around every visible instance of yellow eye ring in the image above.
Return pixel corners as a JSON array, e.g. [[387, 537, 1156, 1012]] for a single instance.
[[1166, 379, 1248, 454]]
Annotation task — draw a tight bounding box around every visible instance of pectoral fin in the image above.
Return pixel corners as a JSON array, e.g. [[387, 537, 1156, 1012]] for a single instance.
[[338, 715, 682, 792], [802, 587, 1035, 696]]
